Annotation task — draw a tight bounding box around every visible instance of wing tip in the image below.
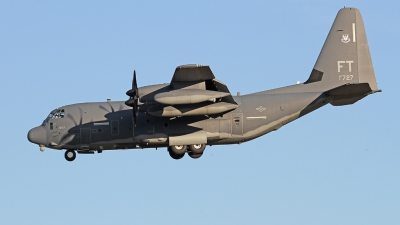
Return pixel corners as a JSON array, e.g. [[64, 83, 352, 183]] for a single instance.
[[176, 64, 208, 69]]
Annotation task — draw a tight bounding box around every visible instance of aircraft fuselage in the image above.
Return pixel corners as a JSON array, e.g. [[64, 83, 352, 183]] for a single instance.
[[29, 83, 329, 152]]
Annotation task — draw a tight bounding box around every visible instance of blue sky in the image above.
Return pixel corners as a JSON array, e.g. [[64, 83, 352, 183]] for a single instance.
[[1, 1, 399, 224]]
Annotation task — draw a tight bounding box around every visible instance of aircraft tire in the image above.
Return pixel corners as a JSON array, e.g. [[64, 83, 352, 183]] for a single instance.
[[189, 144, 206, 154], [188, 152, 202, 159], [169, 145, 187, 155], [65, 150, 76, 161], [168, 148, 185, 160]]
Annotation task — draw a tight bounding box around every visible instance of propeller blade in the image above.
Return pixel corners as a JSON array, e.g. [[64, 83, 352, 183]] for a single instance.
[[133, 70, 137, 90], [125, 70, 139, 126], [126, 89, 136, 97], [133, 106, 137, 125], [125, 98, 135, 107]]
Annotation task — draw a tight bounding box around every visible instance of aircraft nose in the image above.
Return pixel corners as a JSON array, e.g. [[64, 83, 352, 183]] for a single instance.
[[28, 126, 47, 145]]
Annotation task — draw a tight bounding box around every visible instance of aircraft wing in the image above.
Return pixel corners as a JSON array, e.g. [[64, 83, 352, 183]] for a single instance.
[[169, 64, 237, 104], [139, 64, 237, 117]]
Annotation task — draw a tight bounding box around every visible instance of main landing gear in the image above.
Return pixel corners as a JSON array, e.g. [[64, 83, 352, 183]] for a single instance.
[[168, 144, 206, 160]]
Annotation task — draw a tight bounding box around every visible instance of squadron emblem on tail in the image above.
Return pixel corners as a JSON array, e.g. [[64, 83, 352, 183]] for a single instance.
[[341, 34, 351, 43]]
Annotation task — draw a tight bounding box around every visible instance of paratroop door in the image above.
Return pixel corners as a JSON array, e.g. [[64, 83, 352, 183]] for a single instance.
[[231, 113, 243, 135]]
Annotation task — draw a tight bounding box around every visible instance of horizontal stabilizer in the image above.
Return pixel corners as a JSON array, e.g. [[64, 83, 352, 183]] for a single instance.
[[326, 83, 379, 106]]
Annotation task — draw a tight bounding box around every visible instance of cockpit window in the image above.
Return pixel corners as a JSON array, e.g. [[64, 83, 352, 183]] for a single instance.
[[47, 111, 55, 118], [55, 110, 60, 119], [43, 109, 65, 125], [48, 109, 65, 119], [43, 110, 55, 125]]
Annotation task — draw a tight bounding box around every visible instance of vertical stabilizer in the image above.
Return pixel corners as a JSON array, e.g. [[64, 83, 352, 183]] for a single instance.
[[306, 8, 379, 93]]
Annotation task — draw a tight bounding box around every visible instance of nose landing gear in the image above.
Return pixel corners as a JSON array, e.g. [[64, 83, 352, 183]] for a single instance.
[[64, 150, 76, 161]]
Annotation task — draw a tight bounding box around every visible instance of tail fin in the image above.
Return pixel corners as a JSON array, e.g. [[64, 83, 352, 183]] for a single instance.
[[305, 8, 380, 105]]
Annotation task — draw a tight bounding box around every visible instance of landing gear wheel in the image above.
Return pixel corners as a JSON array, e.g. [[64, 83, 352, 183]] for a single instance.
[[168, 147, 185, 160], [170, 145, 187, 155], [188, 152, 203, 159], [65, 150, 76, 161], [189, 144, 206, 154]]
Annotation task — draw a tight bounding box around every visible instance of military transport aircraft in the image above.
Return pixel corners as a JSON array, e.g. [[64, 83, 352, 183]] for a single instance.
[[28, 8, 380, 161]]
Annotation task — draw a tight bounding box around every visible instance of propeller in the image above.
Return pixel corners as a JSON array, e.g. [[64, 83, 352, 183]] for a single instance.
[[125, 70, 139, 125]]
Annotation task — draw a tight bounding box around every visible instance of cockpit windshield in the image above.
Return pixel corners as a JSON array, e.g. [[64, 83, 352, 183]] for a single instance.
[[47, 111, 55, 119], [42, 109, 65, 125]]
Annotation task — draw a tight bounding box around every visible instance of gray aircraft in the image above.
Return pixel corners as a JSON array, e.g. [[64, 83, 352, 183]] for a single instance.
[[28, 8, 380, 161]]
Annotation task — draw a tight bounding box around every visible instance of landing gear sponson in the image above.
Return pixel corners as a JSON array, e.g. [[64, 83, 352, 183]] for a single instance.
[[63, 144, 206, 161]]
